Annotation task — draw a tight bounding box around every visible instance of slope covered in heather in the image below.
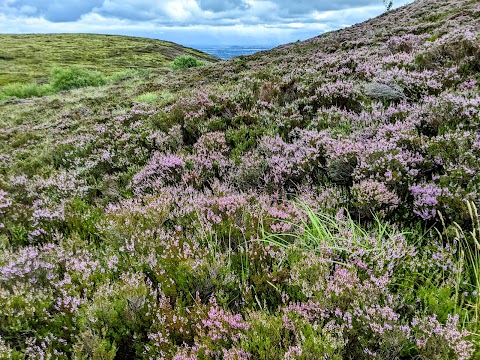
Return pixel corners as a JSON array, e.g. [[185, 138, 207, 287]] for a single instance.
[[0, 0, 479, 359]]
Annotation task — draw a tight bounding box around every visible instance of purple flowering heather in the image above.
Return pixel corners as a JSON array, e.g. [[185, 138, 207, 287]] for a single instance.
[[410, 182, 451, 220], [352, 180, 400, 216], [0, 0, 479, 358], [132, 153, 186, 194]]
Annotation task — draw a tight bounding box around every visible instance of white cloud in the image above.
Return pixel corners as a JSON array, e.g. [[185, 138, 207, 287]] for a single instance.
[[0, 0, 414, 45], [164, 0, 200, 20]]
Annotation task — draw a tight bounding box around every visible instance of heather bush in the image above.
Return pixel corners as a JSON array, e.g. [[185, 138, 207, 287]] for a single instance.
[[412, 315, 473, 359], [418, 93, 480, 132], [415, 27, 480, 72], [410, 182, 452, 220], [0, 190, 11, 230], [131, 153, 186, 194], [243, 311, 345, 359], [230, 152, 268, 191], [387, 34, 429, 54], [73, 330, 117, 360], [225, 125, 268, 159], [188, 132, 232, 186], [352, 180, 400, 217], [102, 193, 172, 243], [255, 131, 326, 192], [76, 273, 152, 358], [0, 337, 14, 359], [326, 154, 357, 185], [147, 125, 184, 152], [311, 80, 364, 112]]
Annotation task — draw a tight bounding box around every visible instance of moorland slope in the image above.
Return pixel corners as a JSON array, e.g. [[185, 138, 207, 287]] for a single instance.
[[0, 33, 219, 85], [0, 0, 479, 358]]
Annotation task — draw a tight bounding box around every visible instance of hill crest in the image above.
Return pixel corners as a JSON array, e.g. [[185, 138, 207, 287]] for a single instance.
[[0, 33, 219, 85]]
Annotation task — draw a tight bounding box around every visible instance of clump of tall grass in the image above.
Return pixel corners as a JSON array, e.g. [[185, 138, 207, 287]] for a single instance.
[[262, 204, 393, 262], [442, 201, 480, 334], [0, 66, 110, 101], [134, 92, 159, 103], [0, 82, 53, 99]]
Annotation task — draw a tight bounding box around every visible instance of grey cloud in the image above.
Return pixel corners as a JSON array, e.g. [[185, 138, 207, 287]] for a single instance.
[[0, 0, 413, 28], [198, 0, 249, 12], [1, 0, 387, 24], [10, 0, 102, 21], [272, 0, 387, 15], [95, 1, 163, 21]]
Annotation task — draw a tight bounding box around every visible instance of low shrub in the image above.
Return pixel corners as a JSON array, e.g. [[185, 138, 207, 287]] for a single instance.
[[172, 56, 205, 70], [49, 66, 108, 91]]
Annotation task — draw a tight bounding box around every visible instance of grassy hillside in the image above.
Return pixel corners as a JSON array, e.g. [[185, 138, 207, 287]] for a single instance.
[[0, 33, 219, 85], [0, 0, 479, 358]]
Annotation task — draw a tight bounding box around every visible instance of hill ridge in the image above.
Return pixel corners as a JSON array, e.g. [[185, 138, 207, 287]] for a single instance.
[[0, 33, 219, 85]]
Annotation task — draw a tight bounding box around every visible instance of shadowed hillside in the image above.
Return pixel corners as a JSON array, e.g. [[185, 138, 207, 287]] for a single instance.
[[0, 0, 479, 358]]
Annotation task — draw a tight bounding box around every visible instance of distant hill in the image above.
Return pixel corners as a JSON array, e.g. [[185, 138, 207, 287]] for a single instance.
[[0, 33, 219, 85]]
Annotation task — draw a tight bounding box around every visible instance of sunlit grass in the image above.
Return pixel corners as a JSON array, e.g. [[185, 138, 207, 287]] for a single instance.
[[135, 92, 160, 103], [0, 34, 219, 86], [261, 204, 394, 263]]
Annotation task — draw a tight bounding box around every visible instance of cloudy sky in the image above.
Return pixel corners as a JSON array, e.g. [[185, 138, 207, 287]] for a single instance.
[[0, 0, 413, 47]]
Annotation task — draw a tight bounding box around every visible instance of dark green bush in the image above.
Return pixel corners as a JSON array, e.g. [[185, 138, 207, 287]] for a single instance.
[[49, 66, 107, 91], [172, 56, 205, 70]]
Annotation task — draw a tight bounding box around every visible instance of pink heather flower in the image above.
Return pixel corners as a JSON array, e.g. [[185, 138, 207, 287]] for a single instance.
[[0, 190, 12, 213], [0, 190, 11, 229], [410, 183, 451, 220], [132, 153, 186, 194], [352, 180, 400, 215], [222, 348, 251, 360], [284, 346, 303, 359], [412, 314, 474, 360], [201, 298, 250, 343]]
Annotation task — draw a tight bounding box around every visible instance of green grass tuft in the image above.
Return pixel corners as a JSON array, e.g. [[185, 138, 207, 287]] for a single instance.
[[0, 66, 111, 101], [0, 82, 53, 99], [134, 92, 160, 103], [450, 202, 480, 333], [262, 204, 390, 263]]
